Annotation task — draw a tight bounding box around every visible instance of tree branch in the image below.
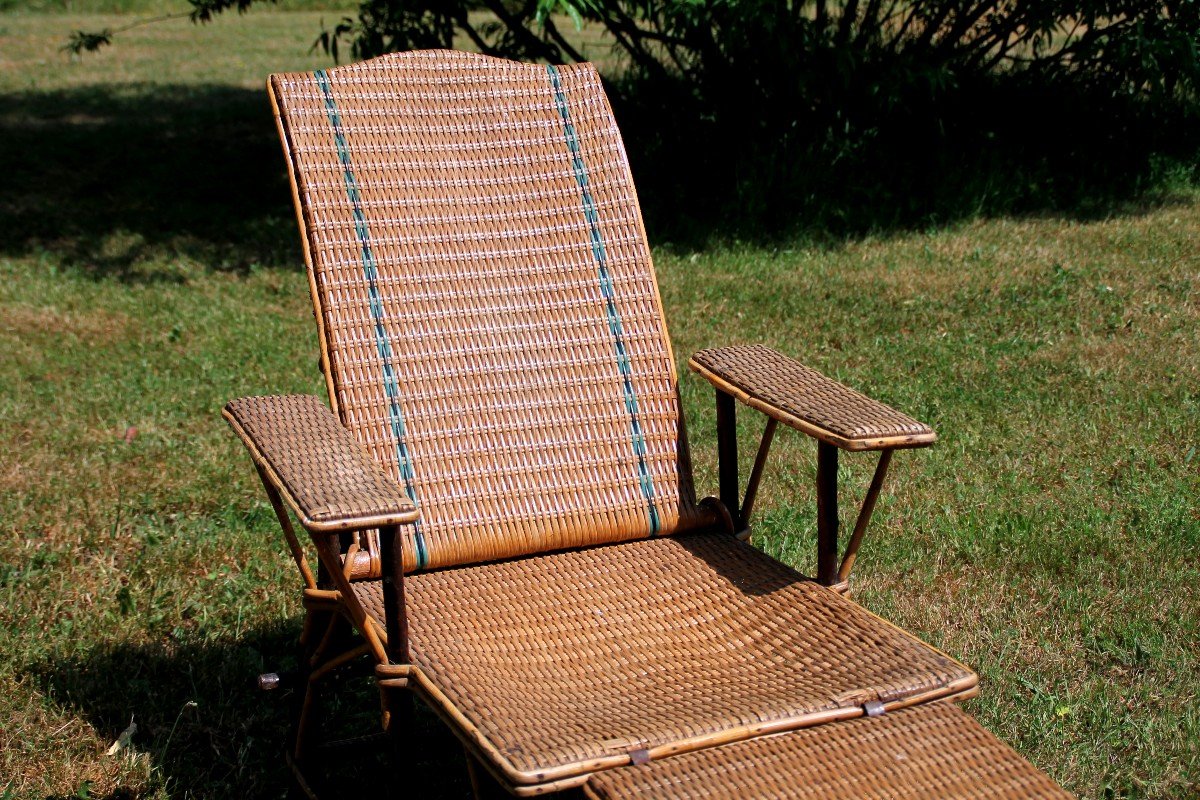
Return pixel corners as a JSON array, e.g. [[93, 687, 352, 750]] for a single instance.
[[64, 11, 194, 55], [542, 15, 588, 63]]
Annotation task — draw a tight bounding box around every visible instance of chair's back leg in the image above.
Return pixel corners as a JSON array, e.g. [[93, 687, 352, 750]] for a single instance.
[[716, 389, 743, 531]]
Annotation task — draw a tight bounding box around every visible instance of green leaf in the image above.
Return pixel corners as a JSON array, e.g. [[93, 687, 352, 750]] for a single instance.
[[62, 29, 112, 56]]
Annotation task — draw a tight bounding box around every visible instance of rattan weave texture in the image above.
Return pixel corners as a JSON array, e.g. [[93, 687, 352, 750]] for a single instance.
[[271, 51, 710, 571], [351, 531, 976, 782], [690, 345, 935, 450], [224, 395, 416, 529], [584, 702, 1073, 800]]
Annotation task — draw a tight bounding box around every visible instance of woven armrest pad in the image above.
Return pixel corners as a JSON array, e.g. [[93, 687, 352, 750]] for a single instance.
[[224, 395, 417, 531], [689, 345, 935, 451]]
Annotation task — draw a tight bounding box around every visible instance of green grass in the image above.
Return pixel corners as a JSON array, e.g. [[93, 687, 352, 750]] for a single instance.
[[1, 9, 1198, 800]]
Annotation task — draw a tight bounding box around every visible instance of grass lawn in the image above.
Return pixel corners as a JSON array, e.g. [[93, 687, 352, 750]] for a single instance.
[[1, 7, 1198, 800]]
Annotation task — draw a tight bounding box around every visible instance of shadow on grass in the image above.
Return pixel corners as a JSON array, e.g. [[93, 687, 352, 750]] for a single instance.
[[0, 83, 301, 281], [1, 76, 1197, 276], [617, 73, 1200, 247], [31, 620, 475, 800]]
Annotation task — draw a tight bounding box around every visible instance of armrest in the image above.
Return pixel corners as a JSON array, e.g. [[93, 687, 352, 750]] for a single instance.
[[689, 345, 935, 451], [223, 394, 418, 532]]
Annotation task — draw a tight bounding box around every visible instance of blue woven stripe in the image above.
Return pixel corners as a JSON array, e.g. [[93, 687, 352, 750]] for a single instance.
[[547, 65, 660, 535], [314, 70, 429, 568]]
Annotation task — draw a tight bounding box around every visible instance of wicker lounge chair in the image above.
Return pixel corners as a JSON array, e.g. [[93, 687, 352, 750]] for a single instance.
[[225, 50, 1072, 798]]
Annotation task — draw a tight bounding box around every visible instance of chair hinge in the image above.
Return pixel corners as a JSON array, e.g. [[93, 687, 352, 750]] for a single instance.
[[864, 700, 886, 717], [629, 748, 651, 766]]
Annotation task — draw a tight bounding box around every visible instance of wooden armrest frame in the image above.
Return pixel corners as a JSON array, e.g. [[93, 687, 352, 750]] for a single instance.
[[689, 346, 936, 590], [224, 394, 415, 669], [223, 394, 418, 533]]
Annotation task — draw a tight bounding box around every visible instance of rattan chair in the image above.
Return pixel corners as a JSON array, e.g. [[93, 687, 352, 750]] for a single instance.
[[225, 50, 1071, 799]]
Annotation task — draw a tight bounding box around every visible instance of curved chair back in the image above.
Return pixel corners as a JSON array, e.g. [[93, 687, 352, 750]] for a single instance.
[[270, 51, 711, 571]]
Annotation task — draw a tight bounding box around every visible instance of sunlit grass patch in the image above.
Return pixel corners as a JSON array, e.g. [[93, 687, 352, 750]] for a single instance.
[[660, 210, 1199, 798]]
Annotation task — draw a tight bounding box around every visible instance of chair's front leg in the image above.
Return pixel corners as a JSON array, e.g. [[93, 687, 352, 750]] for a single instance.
[[817, 443, 897, 590], [816, 441, 840, 587], [377, 523, 416, 751], [379, 523, 410, 665]]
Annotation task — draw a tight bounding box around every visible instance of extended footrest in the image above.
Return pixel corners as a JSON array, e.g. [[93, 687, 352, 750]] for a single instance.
[[584, 703, 1072, 800]]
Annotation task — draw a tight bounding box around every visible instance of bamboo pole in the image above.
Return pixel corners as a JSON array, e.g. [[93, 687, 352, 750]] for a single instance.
[[838, 449, 894, 584]]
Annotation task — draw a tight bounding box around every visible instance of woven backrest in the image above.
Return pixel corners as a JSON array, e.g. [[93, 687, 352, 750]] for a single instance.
[[270, 50, 711, 572]]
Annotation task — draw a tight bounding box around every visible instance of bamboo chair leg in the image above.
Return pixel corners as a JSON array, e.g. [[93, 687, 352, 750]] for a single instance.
[[298, 606, 316, 650], [291, 603, 323, 763], [291, 666, 325, 794], [377, 523, 420, 766], [255, 464, 317, 590], [382, 686, 415, 755], [837, 449, 893, 584], [741, 417, 778, 523], [293, 610, 355, 761], [380, 524, 410, 665], [293, 693, 314, 762], [294, 668, 322, 762], [816, 441, 839, 586], [465, 749, 512, 800], [309, 611, 345, 668], [715, 389, 743, 531]]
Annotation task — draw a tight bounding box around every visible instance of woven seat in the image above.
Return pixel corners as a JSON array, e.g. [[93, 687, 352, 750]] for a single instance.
[[351, 531, 975, 784]]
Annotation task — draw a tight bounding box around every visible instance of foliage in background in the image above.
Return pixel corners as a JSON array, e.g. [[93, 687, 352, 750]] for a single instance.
[[64, 0, 1200, 237], [274, 0, 1200, 102]]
